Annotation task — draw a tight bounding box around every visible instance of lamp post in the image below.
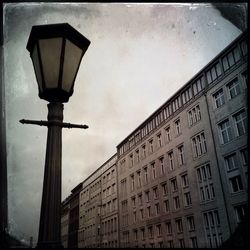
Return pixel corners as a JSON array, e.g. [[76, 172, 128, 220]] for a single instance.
[[22, 23, 90, 248]]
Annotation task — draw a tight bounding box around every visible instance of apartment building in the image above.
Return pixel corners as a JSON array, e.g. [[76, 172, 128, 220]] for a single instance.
[[78, 154, 118, 248], [61, 198, 70, 248], [61, 31, 247, 248], [116, 31, 247, 248]]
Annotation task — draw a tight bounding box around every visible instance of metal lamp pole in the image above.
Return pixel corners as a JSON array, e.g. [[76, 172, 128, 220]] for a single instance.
[[22, 23, 90, 248]]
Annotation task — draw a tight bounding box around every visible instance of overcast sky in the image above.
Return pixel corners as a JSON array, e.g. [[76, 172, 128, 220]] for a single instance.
[[3, 2, 243, 245]]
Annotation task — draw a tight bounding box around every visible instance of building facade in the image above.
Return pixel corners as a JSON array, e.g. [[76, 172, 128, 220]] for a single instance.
[[116, 31, 247, 248], [61, 31, 247, 248], [78, 154, 118, 248], [61, 198, 70, 248]]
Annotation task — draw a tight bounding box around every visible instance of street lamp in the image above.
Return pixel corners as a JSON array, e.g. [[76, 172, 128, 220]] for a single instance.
[[22, 23, 90, 248]]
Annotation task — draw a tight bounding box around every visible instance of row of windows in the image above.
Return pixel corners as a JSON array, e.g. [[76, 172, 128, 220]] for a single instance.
[[102, 198, 117, 215], [212, 75, 245, 109], [118, 38, 247, 156], [122, 237, 198, 248], [81, 192, 101, 207], [103, 169, 116, 183], [120, 132, 207, 180], [224, 148, 247, 194], [80, 169, 116, 200], [122, 216, 198, 247], [101, 217, 118, 236], [103, 183, 116, 198], [218, 109, 247, 144], [203, 210, 223, 248], [224, 148, 248, 172], [196, 164, 215, 203], [80, 206, 99, 222], [120, 111, 205, 174]]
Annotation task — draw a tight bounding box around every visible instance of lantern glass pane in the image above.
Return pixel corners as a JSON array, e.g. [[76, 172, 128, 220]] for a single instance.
[[31, 44, 43, 92], [62, 39, 83, 92], [39, 38, 63, 89]]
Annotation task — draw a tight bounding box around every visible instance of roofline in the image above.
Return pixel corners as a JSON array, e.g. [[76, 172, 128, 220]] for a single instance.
[[116, 30, 247, 149], [80, 153, 117, 186]]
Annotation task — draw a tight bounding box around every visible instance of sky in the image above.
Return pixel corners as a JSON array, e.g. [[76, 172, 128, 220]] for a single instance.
[[3, 2, 243, 245]]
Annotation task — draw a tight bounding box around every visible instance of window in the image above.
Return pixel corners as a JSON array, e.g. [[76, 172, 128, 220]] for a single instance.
[[137, 170, 142, 188], [165, 221, 172, 235], [149, 139, 154, 153], [168, 240, 174, 248], [218, 119, 233, 144], [138, 193, 143, 206], [121, 200, 128, 213], [153, 186, 158, 199], [121, 178, 127, 197], [188, 105, 201, 126], [131, 196, 136, 207], [179, 239, 185, 248], [173, 196, 180, 210], [144, 166, 148, 184], [234, 204, 247, 223], [157, 133, 162, 148], [233, 110, 247, 136], [175, 119, 181, 135], [147, 206, 151, 217], [240, 148, 248, 166], [229, 175, 243, 193], [177, 145, 185, 165], [135, 149, 140, 163], [158, 242, 163, 248], [171, 178, 178, 192], [155, 203, 160, 215], [222, 46, 241, 71], [168, 151, 175, 170], [213, 89, 225, 108], [151, 162, 156, 179], [133, 211, 137, 223], [148, 226, 153, 238], [131, 229, 137, 242], [175, 218, 183, 233], [190, 237, 198, 248], [227, 78, 240, 99], [164, 200, 170, 213], [192, 132, 207, 158], [129, 153, 134, 167], [165, 126, 171, 142], [187, 216, 195, 231], [130, 174, 135, 191], [141, 228, 145, 240], [141, 144, 146, 158], [161, 182, 168, 196], [140, 208, 144, 219], [203, 210, 221, 229], [120, 159, 126, 174], [197, 164, 214, 202], [224, 153, 237, 171], [181, 173, 189, 187], [159, 156, 165, 175], [206, 62, 222, 84], [183, 192, 192, 207], [145, 190, 150, 202]]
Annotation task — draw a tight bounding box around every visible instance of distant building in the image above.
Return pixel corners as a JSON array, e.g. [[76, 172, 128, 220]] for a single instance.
[[68, 183, 82, 248], [61, 198, 70, 248], [61, 30, 247, 248], [78, 154, 118, 248]]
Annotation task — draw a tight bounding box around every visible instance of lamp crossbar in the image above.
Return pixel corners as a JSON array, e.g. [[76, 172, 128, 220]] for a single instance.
[[19, 119, 89, 129]]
